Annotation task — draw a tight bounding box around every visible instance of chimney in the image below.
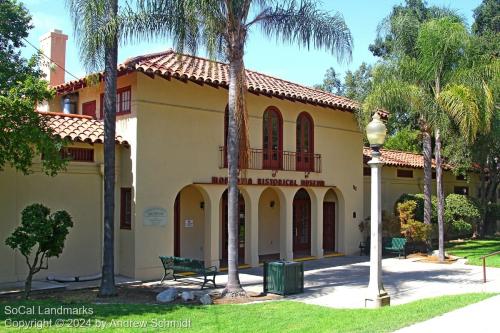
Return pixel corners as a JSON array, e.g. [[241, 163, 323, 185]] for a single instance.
[[39, 29, 68, 86]]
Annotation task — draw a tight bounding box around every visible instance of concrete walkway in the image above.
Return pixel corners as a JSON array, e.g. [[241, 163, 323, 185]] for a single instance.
[[394, 294, 500, 333], [156, 256, 500, 308]]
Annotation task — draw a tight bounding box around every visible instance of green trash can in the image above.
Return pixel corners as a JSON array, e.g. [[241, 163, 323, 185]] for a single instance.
[[263, 260, 304, 295]]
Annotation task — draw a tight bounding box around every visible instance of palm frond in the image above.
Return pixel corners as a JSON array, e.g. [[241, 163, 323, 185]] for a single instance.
[[438, 84, 480, 142], [250, 0, 353, 63]]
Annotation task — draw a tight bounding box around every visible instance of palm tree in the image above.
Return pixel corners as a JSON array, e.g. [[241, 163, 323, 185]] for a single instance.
[[365, 17, 495, 261], [121, 0, 352, 297], [67, 0, 119, 296]]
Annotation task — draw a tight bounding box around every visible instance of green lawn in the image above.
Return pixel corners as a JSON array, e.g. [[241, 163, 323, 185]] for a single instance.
[[447, 237, 500, 267], [0, 293, 495, 332]]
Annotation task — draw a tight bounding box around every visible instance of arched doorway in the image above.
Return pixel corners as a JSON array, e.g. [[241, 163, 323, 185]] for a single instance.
[[296, 112, 314, 171], [221, 190, 246, 263], [293, 188, 311, 256], [173, 186, 206, 260], [258, 187, 281, 261], [323, 189, 338, 253]]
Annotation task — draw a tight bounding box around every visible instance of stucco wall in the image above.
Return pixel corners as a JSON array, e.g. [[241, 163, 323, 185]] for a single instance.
[[363, 165, 481, 219]]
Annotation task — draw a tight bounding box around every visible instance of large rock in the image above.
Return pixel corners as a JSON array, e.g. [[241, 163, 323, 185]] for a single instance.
[[199, 294, 213, 305], [156, 288, 178, 303], [181, 291, 195, 302]]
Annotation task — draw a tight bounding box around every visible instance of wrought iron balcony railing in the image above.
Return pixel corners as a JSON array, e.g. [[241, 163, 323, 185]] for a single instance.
[[219, 146, 321, 173]]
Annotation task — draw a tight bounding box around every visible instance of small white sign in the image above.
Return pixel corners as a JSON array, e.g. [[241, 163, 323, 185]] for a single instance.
[[184, 219, 194, 228], [143, 207, 167, 226]]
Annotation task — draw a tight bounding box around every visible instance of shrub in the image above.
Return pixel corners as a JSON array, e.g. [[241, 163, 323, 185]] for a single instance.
[[360, 211, 401, 239], [395, 193, 438, 224], [444, 194, 481, 236], [397, 200, 432, 242], [5, 204, 73, 298]]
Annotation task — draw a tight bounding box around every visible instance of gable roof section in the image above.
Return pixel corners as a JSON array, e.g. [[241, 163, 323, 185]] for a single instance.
[[363, 147, 450, 170], [40, 112, 128, 145], [55, 49, 380, 115]]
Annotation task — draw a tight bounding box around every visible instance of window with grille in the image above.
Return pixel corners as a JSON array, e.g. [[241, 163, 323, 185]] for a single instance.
[[61, 148, 94, 162], [397, 169, 413, 178]]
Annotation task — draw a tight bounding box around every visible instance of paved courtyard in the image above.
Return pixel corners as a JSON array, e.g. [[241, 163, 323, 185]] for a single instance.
[[156, 255, 500, 308], [2, 255, 499, 309]]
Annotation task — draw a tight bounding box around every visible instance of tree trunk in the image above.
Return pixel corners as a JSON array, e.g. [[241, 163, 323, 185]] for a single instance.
[[24, 271, 33, 299], [99, 0, 118, 298], [422, 125, 433, 252], [422, 127, 432, 226], [222, 48, 246, 298], [435, 128, 445, 262]]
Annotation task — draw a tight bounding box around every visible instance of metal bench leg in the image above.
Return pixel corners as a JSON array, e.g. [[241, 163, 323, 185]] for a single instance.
[[160, 270, 167, 284], [212, 273, 217, 288], [201, 275, 207, 290]]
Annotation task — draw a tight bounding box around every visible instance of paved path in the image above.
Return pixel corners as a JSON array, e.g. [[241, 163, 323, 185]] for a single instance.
[[394, 294, 500, 333], [156, 256, 500, 308]]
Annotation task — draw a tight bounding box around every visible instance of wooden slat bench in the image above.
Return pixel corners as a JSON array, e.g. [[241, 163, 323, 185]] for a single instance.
[[383, 237, 407, 259], [159, 256, 217, 289]]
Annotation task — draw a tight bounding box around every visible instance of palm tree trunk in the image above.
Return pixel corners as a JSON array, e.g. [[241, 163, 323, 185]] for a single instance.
[[99, 0, 118, 297], [435, 128, 445, 261], [222, 48, 246, 297], [421, 124, 433, 252]]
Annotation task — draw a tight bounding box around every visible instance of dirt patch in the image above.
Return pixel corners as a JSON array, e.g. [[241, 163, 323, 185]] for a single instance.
[[212, 291, 282, 305], [0, 284, 282, 306], [407, 253, 459, 264]]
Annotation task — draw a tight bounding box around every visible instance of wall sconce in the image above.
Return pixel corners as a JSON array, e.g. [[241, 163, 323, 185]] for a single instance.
[[270, 201, 275, 208], [200, 202, 205, 209]]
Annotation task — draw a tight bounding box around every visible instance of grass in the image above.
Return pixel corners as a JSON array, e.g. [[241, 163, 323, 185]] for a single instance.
[[446, 237, 500, 267], [0, 293, 496, 332]]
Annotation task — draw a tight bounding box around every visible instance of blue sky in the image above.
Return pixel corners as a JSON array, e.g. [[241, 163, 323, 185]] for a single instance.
[[22, 0, 481, 87]]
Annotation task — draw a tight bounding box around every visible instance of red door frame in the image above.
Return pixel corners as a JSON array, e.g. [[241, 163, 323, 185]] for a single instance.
[[221, 192, 245, 260], [296, 112, 314, 172], [323, 202, 335, 253], [174, 193, 180, 257], [262, 107, 283, 170], [293, 190, 311, 254]]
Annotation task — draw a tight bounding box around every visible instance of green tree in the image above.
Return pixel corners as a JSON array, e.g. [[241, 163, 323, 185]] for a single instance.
[[369, 0, 459, 59], [365, 17, 495, 261], [344, 62, 373, 102], [472, 0, 499, 36], [5, 204, 73, 298], [313, 67, 343, 95], [383, 127, 420, 153], [121, 0, 352, 297], [0, 0, 67, 175], [67, 0, 119, 297]]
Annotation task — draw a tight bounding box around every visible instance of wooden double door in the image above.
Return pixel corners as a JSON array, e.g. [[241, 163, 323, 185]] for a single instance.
[[323, 202, 336, 253], [293, 189, 311, 254]]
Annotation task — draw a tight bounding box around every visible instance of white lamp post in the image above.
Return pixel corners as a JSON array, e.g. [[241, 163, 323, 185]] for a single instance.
[[365, 113, 390, 308]]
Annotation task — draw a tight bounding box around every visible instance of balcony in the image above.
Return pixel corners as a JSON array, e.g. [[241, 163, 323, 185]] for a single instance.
[[219, 146, 321, 173]]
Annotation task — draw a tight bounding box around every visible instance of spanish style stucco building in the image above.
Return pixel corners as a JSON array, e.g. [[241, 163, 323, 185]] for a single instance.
[[0, 30, 482, 283]]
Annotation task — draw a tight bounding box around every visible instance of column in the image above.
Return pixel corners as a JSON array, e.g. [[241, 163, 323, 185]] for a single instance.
[[311, 188, 328, 258], [365, 153, 390, 308], [201, 186, 225, 269], [243, 187, 261, 267], [280, 189, 294, 261]]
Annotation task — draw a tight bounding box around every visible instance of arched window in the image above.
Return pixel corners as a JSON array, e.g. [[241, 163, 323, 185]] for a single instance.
[[296, 112, 314, 171], [262, 107, 283, 169]]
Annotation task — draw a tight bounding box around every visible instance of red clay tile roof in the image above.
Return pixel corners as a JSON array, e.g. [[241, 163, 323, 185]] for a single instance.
[[363, 147, 450, 170], [40, 112, 128, 145], [55, 49, 380, 115]]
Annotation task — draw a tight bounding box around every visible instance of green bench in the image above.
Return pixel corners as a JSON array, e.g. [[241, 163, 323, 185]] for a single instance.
[[159, 256, 217, 289], [383, 237, 407, 259]]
